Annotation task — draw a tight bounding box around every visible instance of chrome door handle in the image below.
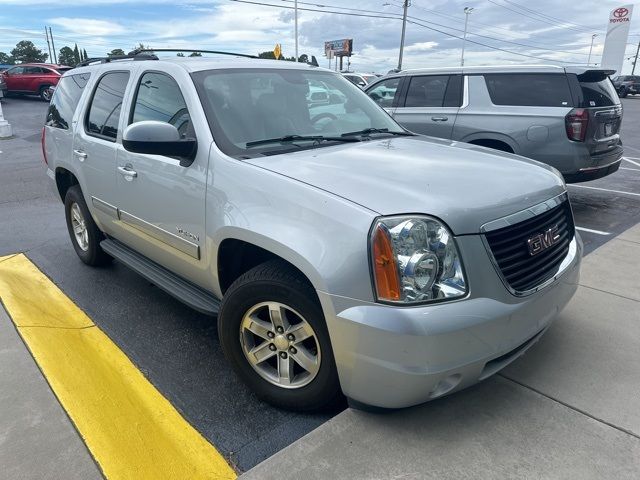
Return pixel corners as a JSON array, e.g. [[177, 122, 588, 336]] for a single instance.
[[431, 116, 448, 122], [117, 166, 138, 180], [73, 149, 87, 161]]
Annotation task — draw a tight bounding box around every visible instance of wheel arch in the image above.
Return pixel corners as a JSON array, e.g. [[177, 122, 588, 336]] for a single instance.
[[465, 135, 516, 153], [215, 232, 327, 299], [55, 167, 79, 202]]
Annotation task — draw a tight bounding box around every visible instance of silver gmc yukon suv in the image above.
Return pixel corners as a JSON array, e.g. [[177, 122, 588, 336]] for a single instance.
[[366, 65, 623, 183], [43, 53, 582, 410]]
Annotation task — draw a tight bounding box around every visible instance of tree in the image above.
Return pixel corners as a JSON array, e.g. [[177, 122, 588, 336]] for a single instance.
[[73, 44, 80, 65], [298, 54, 309, 63], [58, 46, 76, 66], [83, 49, 88, 61], [10, 41, 48, 63], [176, 52, 185, 57], [108, 48, 125, 57], [189, 52, 202, 57], [0, 52, 14, 64], [258, 51, 277, 60]]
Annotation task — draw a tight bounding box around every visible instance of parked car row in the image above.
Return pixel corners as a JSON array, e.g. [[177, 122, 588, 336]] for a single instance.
[[43, 54, 582, 411], [612, 75, 640, 98], [364, 65, 623, 183], [0, 63, 71, 101]]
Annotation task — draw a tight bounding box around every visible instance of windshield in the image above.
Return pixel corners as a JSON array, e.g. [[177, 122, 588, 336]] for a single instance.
[[192, 68, 405, 157]]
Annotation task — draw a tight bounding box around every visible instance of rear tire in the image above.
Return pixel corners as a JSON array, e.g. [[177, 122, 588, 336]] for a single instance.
[[218, 260, 343, 411], [618, 87, 628, 98], [64, 185, 112, 266], [39, 85, 53, 102]]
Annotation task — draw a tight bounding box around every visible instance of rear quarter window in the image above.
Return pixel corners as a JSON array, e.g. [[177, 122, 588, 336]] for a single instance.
[[574, 72, 620, 107], [46, 73, 91, 130], [484, 73, 573, 107]]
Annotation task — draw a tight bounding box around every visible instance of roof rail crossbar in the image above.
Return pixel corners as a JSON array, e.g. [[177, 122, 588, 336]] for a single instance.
[[128, 48, 257, 59], [77, 54, 158, 67]]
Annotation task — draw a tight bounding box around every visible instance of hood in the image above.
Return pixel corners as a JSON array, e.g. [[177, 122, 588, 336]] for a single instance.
[[245, 136, 565, 235]]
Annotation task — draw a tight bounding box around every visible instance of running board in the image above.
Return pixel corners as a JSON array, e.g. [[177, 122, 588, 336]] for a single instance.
[[100, 238, 220, 315]]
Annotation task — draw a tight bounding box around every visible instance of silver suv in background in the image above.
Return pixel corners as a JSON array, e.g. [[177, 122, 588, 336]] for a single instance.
[[342, 72, 378, 88], [43, 54, 581, 411], [366, 65, 623, 183]]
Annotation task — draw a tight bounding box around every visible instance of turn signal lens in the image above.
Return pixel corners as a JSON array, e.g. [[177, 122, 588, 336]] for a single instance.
[[372, 224, 401, 301]]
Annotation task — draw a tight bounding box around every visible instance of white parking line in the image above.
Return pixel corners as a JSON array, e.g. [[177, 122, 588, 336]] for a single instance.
[[624, 145, 640, 154], [568, 184, 640, 197], [621, 167, 640, 172], [622, 157, 640, 168], [575, 226, 610, 236]]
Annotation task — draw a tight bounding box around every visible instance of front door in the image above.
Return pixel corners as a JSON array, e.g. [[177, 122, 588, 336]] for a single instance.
[[4, 66, 25, 92], [392, 74, 462, 139], [114, 70, 209, 285]]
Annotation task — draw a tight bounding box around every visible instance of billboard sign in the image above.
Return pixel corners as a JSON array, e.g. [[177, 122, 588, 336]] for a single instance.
[[324, 39, 353, 57], [601, 5, 634, 74]]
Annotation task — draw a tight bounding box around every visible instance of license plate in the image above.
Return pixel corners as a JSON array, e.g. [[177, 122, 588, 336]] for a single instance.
[[604, 123, 613, 136]]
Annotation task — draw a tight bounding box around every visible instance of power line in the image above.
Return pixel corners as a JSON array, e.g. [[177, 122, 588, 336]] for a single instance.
[[485, 0, 592, 34], [236, 0, 582, 63], [498, 0, 597, 31]]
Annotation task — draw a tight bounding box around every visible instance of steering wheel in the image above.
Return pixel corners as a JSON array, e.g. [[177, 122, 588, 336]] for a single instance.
[[310, 112, 338, 125]]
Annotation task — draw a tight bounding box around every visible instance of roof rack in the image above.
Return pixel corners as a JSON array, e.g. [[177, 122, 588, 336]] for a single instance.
[[77, 53, 158, 67], [128, 48, 257, 59]]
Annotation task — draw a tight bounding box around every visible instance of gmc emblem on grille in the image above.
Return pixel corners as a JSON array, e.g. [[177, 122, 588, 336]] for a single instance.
[[527, 225, 561, 256]]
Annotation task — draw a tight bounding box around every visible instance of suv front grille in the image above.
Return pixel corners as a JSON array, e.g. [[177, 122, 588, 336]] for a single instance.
[[484, 200, 575, 293]]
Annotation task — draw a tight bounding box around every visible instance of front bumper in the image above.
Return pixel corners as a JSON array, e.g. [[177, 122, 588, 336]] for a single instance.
[[319, 233, 582, 409]]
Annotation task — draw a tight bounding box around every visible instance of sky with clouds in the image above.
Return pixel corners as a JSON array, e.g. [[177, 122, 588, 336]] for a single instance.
[[0, 0, 638, 73]]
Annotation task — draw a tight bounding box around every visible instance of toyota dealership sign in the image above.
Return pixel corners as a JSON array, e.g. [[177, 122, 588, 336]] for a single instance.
[[601, 4, 634, 74]]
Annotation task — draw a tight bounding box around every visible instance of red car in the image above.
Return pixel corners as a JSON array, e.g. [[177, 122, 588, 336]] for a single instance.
[[1, 63, 73, 101]]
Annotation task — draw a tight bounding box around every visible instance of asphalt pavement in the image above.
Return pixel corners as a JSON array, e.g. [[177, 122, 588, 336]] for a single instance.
[[1, 94, 639, 474]]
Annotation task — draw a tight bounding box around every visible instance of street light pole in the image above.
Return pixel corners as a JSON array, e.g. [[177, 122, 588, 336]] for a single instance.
[[461, 7, 473, 67], [294, 0, 299, 62], [587, 34, 597, 66], [632, 41, 640, 75], [397, 0, 409, 71]]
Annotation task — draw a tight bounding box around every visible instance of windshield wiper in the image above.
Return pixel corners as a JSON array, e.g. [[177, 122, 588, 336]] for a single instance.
[[246, 135, 361, 148], [341, 128, 415, 138]]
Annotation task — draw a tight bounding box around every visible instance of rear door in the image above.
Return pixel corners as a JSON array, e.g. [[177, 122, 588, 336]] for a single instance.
[[392, 74, 462, 138], [3, 66, 25, 92], [569, 72, 622, 156], [73, 70, 132, 235]]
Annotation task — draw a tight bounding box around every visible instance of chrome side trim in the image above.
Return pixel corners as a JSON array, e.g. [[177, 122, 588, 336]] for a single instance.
[[480, 192, 567, 233], [119, 210, 200, 260], [91, 197, 118, 218]]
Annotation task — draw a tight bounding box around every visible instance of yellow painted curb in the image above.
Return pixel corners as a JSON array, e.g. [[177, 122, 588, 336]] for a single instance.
[[0, 254, 237, 480]]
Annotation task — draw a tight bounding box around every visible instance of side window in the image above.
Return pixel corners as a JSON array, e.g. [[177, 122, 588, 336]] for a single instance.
[[25, 67, 44, 74], [404, 75, 449, 107], [131, 72, 191, 137], [8, 66, 24, 75], [46, 73, 91, 130], [484, 74, 573, 107], [367, 77, 401, 108], [86, 72, 129, 141]]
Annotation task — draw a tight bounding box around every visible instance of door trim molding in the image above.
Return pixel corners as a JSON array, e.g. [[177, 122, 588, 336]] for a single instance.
[[119, 210, 200, 260], [91, 197, 118, 218]]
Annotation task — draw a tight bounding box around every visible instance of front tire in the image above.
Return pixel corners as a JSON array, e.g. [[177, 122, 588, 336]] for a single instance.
[[618, 87, 628, 98], [64, 185, 112, 266], [39, 85, 53, 102], [218, 260, 342, 411]]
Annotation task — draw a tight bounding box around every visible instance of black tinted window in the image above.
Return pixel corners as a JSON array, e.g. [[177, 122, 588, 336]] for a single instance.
[[579, 77, 620, 107], [404, 75, 449, 107], [131, 72, 191, 137], [484, 74, 573, 107], [86, 72, 129, 140], [367, 77, 401, 108], [8, 67, 24, 75], [25, 67, 44, 74], [46, 73, 90, 130]]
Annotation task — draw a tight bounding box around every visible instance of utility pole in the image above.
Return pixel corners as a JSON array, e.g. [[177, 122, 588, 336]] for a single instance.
[[461, 7, 474, 67], [294, 0, 299, 62], [45, 27, 53, 63], [397, 0, 409, 71], [49, 27, 57, 64], [633, 41, 640, 75], [587, 34, 597, 66]]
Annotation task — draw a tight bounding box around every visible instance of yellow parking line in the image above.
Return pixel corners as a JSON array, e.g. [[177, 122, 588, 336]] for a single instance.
[[0, 254, 237, 480]]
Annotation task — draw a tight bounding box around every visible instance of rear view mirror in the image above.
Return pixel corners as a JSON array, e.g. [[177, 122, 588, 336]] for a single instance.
[[122, 121, 197, 164]]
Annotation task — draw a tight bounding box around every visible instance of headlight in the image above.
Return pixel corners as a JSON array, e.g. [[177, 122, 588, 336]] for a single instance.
[[370, 216, 467, 304]]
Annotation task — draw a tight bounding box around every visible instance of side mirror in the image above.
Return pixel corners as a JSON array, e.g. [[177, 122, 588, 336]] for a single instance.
[[122, 121, 197, 165], [357, 81, 366, 88]]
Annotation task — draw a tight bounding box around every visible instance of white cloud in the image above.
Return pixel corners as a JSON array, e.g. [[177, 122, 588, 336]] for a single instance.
[[49, 18, 126, 36]]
